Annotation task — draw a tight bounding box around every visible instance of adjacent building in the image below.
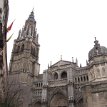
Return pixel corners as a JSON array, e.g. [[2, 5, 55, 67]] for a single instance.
[[9, 11, 107, 107]]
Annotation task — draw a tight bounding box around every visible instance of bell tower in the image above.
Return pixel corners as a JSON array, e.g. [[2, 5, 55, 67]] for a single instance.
[[9, 11, 40, 83]]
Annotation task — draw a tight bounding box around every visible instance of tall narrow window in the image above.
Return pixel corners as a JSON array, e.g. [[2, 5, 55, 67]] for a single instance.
[[21, 44, 24, 52], [61, 71, 67, 79], [17, 46, 20, 53], [32, 62, 35, 75], [54, 72, 58, 80]]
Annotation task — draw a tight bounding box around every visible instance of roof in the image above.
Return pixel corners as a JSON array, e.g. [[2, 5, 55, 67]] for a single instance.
[[50, 60, 72, 68], [88, 39, 107, 60]]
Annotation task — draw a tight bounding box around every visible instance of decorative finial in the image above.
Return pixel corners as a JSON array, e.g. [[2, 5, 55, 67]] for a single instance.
[[72, 57, 74, 62], [50, 61, 52, 66], [48, 64, 49, 68], [17, 29, 21, 39], [94, 37, 100, 47], [76, 58, 78, 66], [86, 60, 88, 65], [95, 37, 96, 41], [32, 8, 34, 12], [60, 55, 62, 60]]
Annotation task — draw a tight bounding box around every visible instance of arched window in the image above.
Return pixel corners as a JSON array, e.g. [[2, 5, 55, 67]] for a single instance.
[[84, 76, 86, 81], [61, 71, 67, 79], [86, 75, 89, 81], [75, 78, 77, 83], [78, 77, 80, 83], [31, 46, 36, 56], [81, 76, 83, 82], [37, 83, 38, 87], [54, 72, 58, 80], [21, 44, 24, 52], [17, 46, 20, 53]]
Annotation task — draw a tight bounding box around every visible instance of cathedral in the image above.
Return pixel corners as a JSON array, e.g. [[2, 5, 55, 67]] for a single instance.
[[9, 11, 107, 107]]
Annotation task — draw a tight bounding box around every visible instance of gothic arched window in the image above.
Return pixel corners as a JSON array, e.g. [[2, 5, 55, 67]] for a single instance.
[[17, 46, 20, 53], [61, 71, 67, 79], [75, 78, 77, 83], [86, 75, 89, 81], [78, 77, 80, 83], [81, 76, 83, 82], [31, 46, 36, 56], [84, 76, 86, 81], [54, 72, 58, 80], [21, 44, 24, 52], [33, 48, 35, 56]]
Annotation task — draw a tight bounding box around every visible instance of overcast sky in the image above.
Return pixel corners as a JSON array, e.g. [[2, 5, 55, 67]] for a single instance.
[[7, 0, 107, 73]]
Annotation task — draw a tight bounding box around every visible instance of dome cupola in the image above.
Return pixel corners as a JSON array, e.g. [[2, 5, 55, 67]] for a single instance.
[[88, 37, 107, 61]]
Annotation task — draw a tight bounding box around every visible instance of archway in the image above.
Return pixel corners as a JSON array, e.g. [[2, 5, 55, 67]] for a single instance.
[[54, 72, 58, 80], [50, 93, 68, 107], [34, 101, 41, 107], [61, 71, 67, 79]]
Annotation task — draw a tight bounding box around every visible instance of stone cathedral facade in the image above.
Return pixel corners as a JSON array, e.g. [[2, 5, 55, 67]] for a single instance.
[[9, 11, 107, 107]]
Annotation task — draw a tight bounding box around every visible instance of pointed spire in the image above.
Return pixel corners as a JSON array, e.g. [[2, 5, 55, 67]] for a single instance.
[[28, 10, 35, 22], [60, 55, 62, 60], [76, 58, 78, 66], [17, 29, 21, 39], [72, 57, 74, 63], [48, 64, 49, 68], [50, 61, 52, 66], [86, 60, 88, 65]]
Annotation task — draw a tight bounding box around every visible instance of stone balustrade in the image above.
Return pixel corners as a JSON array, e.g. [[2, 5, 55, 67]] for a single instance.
[[48, 79, 67, 87]]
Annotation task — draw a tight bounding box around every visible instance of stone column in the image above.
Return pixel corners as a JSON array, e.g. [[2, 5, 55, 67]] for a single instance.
[[67, 68, 74, 107], [41, 70, 48, 107]]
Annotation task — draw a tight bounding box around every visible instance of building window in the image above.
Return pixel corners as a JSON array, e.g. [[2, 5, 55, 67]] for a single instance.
[[81, 76, 83, 82], [31, 46, 35, 56], [54, 72, 58, 80], [86, 75, 89, 81], [61, 71, 67, 79], [21, 44, 24, 52], [78, 77, 80, 83], [17, 46, 20, 53], [75, 78, 77, 83], [84, 76, 86, 81]]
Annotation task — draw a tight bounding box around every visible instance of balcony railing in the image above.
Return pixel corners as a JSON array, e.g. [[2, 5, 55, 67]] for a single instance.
[[48, 79, 67, 87]]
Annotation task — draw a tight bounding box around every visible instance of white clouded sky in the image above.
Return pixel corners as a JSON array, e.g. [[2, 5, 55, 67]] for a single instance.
[[7, 0, 107, 73]]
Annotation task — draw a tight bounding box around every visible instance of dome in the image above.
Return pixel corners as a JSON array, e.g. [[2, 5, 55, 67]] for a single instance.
[[88, 38, 107, 61]]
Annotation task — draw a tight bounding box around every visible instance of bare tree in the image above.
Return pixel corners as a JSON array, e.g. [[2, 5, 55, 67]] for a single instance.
[[0, 77, 23, 107]]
